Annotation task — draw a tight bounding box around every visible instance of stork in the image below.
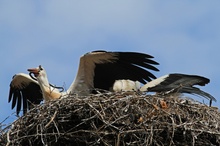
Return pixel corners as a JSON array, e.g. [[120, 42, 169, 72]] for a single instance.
[[140, 73, 216, 105], [9, 51, 159, 115], [112, 74, 216, 105]]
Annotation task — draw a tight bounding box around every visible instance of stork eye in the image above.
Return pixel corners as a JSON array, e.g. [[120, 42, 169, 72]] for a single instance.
[[39, 65, 43, 71]]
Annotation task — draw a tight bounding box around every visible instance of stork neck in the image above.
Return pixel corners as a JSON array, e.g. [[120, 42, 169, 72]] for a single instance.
[[37, 74, 50, 90], [37, 75, 62, 101]]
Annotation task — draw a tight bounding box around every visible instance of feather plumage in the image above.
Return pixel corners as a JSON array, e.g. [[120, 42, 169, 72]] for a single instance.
[[140, 73, 216, 103], [9, 51, 159, 115]]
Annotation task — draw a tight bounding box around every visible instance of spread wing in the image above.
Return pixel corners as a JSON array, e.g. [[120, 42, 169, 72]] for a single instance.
[[140, 73, 216, 102], [68, 51, 159, 94], [8, 73, 43, 115]]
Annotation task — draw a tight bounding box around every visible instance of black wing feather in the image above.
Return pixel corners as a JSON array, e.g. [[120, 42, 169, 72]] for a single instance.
[[22, 92, 28, 114], [117, 61, 153, 82], [9, 74, 44, 115], [145, 73, 216, 103], [179, 86, 216, 102], [93, 51, 159, 90], [148, 73, 210, 91], [166, 74, 209, 86], [11, 89, 18, 109], [117, 52, 159, 70], [8, 87, 13, 103], [16, 91, 22, 115]]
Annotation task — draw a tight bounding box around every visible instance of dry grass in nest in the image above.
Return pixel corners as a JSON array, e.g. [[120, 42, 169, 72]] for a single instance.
[[1, 91, 220, 146]]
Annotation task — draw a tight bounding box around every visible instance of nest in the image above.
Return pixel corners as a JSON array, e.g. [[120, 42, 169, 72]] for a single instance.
[[1, 92, 220, 146]]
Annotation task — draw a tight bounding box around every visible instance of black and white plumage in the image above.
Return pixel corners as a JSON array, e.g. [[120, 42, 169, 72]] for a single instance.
[[9, 73, 43, 115], [9, 51, 159, 115], [140, 73, 216, 103]]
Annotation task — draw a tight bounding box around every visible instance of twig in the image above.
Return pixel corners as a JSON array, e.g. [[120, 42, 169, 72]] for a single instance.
[[45, 110, 58, 128]]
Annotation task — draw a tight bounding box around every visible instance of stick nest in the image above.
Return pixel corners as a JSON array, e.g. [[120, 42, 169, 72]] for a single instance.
[[1, 92, 220, 146]]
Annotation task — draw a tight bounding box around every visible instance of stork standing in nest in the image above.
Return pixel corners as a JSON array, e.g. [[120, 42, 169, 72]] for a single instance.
[[9, 51, 216, 115], [139, 73, 216, 106], [9, 51, 159, 115]]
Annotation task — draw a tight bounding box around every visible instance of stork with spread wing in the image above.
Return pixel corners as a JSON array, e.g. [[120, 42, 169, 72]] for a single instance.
[[140, 73, 216, 105], [9, 51, 216, 115], [9, 51, 159, 115], [112, 73, 216, 105]]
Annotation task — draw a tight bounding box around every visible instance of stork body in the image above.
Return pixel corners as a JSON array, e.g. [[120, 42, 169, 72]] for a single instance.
[[112, 73, 216, 103], [140, 73, 216, 102], [9, 51, 159, 115]]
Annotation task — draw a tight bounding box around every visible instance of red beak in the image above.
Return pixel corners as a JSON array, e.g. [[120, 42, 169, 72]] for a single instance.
[[27, 68, 39, 77]]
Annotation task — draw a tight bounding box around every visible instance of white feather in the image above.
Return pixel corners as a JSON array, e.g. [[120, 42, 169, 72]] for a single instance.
[[10, 73, 38, 89], [113, 79, 141, 92], [140, 74, 169, 91]]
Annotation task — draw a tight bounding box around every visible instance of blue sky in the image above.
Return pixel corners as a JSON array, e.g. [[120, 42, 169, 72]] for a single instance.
[[1, 1, 220, 125]]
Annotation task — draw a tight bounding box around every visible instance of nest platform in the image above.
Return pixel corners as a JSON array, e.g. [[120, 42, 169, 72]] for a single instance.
[[1, 92, 220, 146]]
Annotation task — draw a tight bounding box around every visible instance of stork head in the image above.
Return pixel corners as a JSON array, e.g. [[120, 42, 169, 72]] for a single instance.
[[27, 65, 49, 86], [27, 65, 62, 101]]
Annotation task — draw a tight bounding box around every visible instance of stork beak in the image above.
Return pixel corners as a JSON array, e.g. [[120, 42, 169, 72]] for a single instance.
[[27, 68, 39, 77]]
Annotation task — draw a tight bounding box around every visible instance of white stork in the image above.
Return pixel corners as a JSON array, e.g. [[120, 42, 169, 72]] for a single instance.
[[9, 51, 159, 115], [140, 73, 216, 105], [112, 73, 216, 105]]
